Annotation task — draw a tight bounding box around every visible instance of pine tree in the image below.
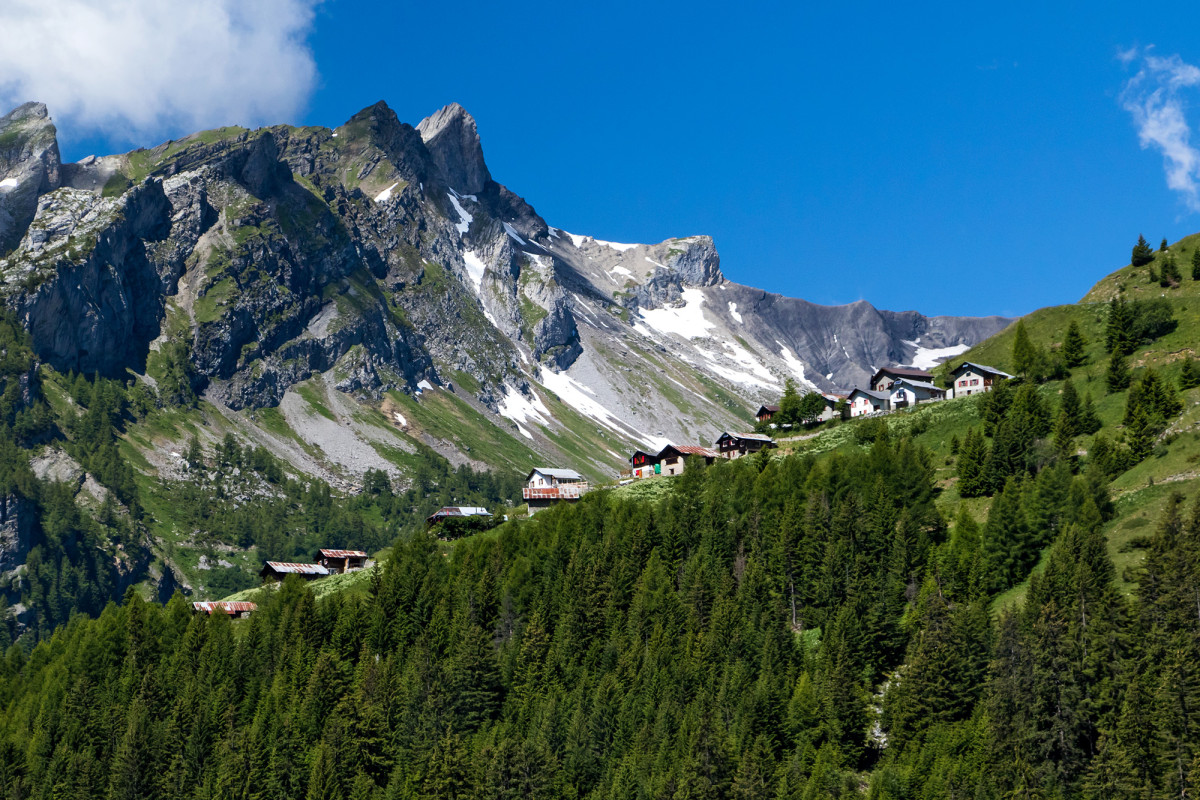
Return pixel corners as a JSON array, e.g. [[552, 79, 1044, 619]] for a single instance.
[[779, 378, 802, 426], [957, 427, 989, 498], [1080, 391, 1102, 435], [1059, 379, 1081, 437], [1161, 237, 1170, 252], [1062, 320, 1087, 368], [1132, 234, 1155, 266], [1179, 357, 1200, 391], [1011, 320, 1041, 381], [1105, 295, 1135, 355], [1160, 252, 1182, 287], [1192, 248, 1200, 280], [1106, 352, 1131, 393]]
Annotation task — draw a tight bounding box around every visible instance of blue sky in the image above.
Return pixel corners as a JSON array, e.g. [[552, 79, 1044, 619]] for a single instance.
[[7, 0, 1200, 318]]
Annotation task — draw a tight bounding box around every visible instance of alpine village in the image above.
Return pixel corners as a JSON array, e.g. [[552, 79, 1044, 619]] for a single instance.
[[2, 84, 1200, 800]]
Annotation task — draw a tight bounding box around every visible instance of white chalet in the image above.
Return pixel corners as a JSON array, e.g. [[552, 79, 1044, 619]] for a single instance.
[[848, 388, 892, 417], [949, 362, 1013, 398], [523, 468, 588, 515], [888, 377, 946, 409]]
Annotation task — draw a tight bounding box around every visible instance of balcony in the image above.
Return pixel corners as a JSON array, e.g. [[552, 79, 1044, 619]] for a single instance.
[[523, 483, 588, 501]]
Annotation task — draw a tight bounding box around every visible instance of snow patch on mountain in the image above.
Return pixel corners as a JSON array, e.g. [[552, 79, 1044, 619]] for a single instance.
[[636, 288, 714, 339], [728, 302, 742, 323], [374, 182, 399, 203], [447, 193, 473, 234], [0, 178, 19, 191], [903, 340, 971, 370], [538, 367, 664, 448], [778, 343, 816, 389], [502, 222, 526, 245], [462, 250, 486, 292], [498, 385, 551, 439], [596, 239, 638, 252]]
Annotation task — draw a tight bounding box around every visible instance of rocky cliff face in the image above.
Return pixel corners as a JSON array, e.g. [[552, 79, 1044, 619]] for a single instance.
[[0, 101, 1011, 479]]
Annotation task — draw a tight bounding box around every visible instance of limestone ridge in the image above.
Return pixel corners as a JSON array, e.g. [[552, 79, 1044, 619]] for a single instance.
[[0, 99, 1010, 478]]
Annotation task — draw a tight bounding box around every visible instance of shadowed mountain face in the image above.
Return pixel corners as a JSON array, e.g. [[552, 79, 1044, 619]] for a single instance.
[[0, 100, 1011, 476]]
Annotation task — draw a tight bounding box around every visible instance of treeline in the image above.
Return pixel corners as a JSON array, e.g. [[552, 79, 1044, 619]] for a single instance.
[[0, 441, 1191, 797], [0, 308, 524, 636]]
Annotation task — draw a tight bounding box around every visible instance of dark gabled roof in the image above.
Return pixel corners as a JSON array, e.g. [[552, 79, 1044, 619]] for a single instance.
[[849, 388, 891, 401], [890, 378, 944, 392], [717, 431, 774, 443], [872, 365, 934, 381], [629, 449, 660, 463], [528, 467, 583, 481], [951, 361, 1013, 379], [756, 404, 780, 415]]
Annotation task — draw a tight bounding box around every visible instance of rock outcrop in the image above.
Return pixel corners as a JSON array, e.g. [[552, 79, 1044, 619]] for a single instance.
[[0, 103, 62, 256]]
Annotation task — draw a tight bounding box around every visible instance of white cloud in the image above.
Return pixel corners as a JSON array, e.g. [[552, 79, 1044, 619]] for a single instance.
[[0, 0, 320, 144], [1120, 48, 1200, 211]]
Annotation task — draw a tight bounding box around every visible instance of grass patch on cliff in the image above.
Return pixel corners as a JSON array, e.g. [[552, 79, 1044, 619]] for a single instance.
[[194, 277, 236, 324]]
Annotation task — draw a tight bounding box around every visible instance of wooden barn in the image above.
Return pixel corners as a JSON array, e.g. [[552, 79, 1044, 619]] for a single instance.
[[192, 601, 257, 619], [260, 561, 330, 583], [715, 432, 777, 459], [656, 445, 719, 476], [315, 548, 369, 574], [755, 404, 780, 424]]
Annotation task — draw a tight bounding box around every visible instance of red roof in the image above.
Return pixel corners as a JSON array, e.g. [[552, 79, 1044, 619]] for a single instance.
[[193, 601, 257, 614], [670, 445, 720, 458], [318, 549, 368, 559]]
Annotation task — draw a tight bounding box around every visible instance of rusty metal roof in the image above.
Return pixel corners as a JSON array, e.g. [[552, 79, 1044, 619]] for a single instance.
[[263, 561, 330, 575], [318, 549, 368, 559], [193, 601, 257, 614], [669, 445, 720, 458]]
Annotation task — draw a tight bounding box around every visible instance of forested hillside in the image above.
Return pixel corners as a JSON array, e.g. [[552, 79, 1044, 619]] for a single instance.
[[0, 442, 1195, 798]]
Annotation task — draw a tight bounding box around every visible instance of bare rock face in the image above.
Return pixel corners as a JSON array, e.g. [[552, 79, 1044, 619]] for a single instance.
[[0, 98, 1011, 460], [0, 103, 62, 256], [0, 493, 32, 573], [2, 180, 172, 377], [416, 103, 492, 196]]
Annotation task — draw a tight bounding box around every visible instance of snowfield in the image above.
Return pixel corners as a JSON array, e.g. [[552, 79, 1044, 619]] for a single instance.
[[635, 288, 714, 339], [903, 340, 970, 369]]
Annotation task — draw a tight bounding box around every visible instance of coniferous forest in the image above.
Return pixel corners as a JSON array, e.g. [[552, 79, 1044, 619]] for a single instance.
[[0, 437, 1194, 799]]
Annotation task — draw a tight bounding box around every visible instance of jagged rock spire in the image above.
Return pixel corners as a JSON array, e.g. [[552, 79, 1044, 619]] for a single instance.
[[416, 102, 492, 196]]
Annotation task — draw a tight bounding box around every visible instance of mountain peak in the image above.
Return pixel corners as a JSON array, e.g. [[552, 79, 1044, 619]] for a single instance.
[[1, 102, 50, 125], [416, 102, 491, 195]]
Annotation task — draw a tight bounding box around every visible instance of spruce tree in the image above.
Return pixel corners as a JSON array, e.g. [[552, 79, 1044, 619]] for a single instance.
[[1161, 237, 1170, 251], [1105, 295, 1135, 355], [1059, 379, 1081, 437], [1080, 391, 1103, 435], [1106, 352, 1131, 393], [1132, 234, 1155, 266], [779, 378, 802, 426], [1011, 320, 1041, 381], [1160, 253, 1182, 287], [1179, 357, 1200, 391], [1192, 248, 1200, 280], [1062, 320, 1087, 368], [957, 427, 989, 498]]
